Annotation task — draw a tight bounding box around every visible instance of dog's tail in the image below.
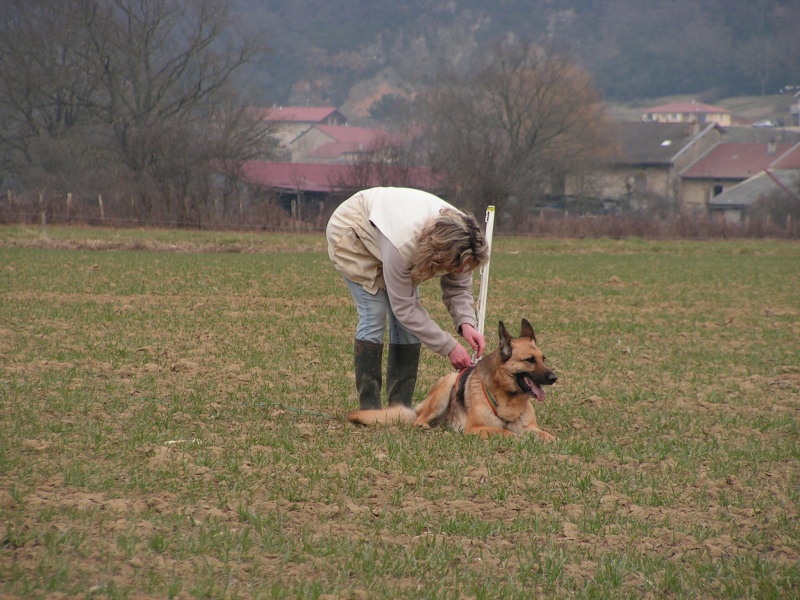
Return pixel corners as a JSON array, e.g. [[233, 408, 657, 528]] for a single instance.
[[346, 405, 416, 426]]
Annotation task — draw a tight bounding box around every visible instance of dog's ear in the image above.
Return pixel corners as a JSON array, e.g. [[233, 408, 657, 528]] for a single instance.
[[520, 319, 537, 344], [499, 321, 513, 362]]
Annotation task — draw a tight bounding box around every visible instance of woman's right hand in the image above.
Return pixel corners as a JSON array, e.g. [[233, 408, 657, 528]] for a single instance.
[[448, 344, 475, 370]]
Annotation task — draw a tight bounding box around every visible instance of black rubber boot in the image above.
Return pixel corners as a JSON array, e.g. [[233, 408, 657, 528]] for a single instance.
[[354, 339, 383, 410], [386, 343, 421, 408]]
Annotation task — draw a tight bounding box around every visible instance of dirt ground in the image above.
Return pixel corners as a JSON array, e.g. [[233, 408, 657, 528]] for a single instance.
[[1, 235, 799, 597]]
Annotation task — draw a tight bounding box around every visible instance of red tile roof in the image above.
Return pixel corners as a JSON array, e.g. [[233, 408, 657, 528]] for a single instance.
[[238, 162, 349, 192], [769, 142, 800, 169], [237, 161, 440, 193], [681, 143, 797, 179]]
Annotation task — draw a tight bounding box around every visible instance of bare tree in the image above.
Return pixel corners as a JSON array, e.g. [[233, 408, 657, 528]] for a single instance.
[[419, 40, 615, 215], [80, 0, 274, 219], [0, 1, 104, 191], [751, 173, 800, 227], [737, 33, 780, 97], [0, 0, 275, 221], [332, 132, 428, 195]]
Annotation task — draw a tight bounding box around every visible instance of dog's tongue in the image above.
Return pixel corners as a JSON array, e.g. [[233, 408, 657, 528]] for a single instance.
[[525, 377, 546, 402]]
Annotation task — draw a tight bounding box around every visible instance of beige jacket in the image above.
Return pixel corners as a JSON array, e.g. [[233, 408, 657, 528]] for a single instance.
[[326, 187, 478, 356]]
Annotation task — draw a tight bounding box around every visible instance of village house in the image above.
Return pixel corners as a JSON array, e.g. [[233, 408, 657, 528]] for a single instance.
[[238, 161, 439, 198], [250, 106, 348, 149], [287, 124, 388, 163], [232, 106, 432, 217], [235, 160, 441, 222], [706, 143, 800, 223], [237, 104, 799, 224], [642, 101, 732, 127], [708, 169, 800, 223], [680, 142, 800, 214], [563, 121, 724, 211]]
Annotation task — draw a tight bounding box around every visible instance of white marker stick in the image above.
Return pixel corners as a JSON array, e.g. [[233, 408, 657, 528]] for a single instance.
[[476, 205, 495, 340]]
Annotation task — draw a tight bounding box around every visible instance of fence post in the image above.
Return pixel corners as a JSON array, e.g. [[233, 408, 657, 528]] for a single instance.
[[39, 193, 47, 236], [67, 192, 73, 212], [98, 194, 105, 220]]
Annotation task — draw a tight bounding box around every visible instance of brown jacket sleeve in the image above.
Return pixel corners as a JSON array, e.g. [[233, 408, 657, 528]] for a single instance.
[[379, 232, 458, 357], [440, 271, 478, 334]]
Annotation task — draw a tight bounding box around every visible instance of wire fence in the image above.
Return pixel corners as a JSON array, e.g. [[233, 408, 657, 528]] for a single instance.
[[1, 194, 798, 240], [5, 210, 325, 233], [0, 193, 328, 234]]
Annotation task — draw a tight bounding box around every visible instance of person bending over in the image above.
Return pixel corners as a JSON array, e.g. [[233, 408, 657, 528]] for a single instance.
[[326, 186, 489, 410]]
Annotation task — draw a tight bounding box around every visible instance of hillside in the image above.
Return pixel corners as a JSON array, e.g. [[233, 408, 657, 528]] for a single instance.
[[231, 0, 800, 108]]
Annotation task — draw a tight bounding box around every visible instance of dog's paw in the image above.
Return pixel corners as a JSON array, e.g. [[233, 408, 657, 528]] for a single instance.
[[537, 430, 556, 443]]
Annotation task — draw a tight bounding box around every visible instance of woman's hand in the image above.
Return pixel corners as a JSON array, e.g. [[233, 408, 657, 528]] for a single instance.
[[448, 344, 475, 370], [460, 323, 485, 358]]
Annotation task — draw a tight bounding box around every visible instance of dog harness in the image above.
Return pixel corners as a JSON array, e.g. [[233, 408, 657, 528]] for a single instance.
[[448, 366, 473, 422], [452, 366, 501, 420], [454, 366, 474, 405]]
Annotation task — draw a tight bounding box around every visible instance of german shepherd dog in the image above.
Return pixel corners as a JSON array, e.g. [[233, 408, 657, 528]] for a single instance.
[[347, 319, 558, 440]]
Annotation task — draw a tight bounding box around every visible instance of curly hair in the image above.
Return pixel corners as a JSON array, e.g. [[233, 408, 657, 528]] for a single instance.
[[409, 208, 489, 286]]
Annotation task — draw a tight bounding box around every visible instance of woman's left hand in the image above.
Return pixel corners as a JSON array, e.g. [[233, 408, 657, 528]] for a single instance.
[[460, 323, 485, 358]]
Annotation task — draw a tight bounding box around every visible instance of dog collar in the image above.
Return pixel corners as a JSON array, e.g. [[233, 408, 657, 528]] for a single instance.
[[480, 381, 501, 419]]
